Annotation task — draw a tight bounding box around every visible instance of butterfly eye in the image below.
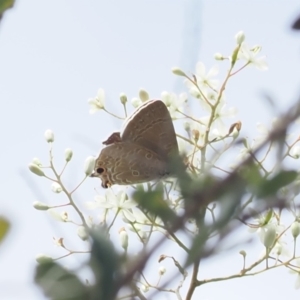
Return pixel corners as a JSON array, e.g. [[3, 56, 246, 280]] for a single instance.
[[96, 167, 105, 174]]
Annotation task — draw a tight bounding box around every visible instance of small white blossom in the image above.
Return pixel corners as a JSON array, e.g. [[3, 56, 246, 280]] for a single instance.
[[238, 43, 268, 70], [120, 93, 127, 104], [48, 209, 69, 222], [291, 146, 300, 159], [88, 88, 105, 114], [77, 226, 89, 241], [161, 91, 188, 118], [141, 285, 149, 293], [214, 52, 224, 60], [235, 31, 245, 45], [119, 227, 128, 251], [291, 222, 300, 238], [84, 156, 96, 176], [28, 163, 45, 177], [139, 89, 149, 102], [172, 67, 186, 76], [33, 201, 49, 210], [159, 266, 166, 275], [32, 157, 42, 167], [44, 129, 54, 143], [262, 224, 276, 248], [185, 62, 219, 92], [36, 254, 53, 264], [65, 148, 73, 162], [51, 182, 62, 193], [131, 97, 143, 108], [87, 190, 136, 222]]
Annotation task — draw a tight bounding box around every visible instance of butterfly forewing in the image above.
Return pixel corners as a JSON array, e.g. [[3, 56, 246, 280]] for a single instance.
[[121, 100, 179, 159]]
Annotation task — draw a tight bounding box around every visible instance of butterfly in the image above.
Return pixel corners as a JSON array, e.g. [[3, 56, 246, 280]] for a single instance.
[[91, 99, 179, 188]]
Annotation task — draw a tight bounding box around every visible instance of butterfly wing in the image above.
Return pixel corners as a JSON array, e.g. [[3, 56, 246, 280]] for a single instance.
[[121, 100, 179, 160], [93, 142, 170, 188]]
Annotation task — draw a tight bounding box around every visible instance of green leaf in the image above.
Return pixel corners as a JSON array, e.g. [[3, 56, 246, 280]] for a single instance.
[[89, 230, 119, 300], [257, 170, 298, 198], [0, 217, 10, 245], [35, 261, 90, 300], [0, 0, 14, 15], [133, 185, 177, 224]]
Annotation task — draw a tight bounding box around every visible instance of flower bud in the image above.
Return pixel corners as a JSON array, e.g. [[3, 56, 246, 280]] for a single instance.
[[120, 93, 127, 105], [48, 209, 69, 222], [44, 129, 54, 143], [192, 129, 200, 142], [32, 157, 42, 167], [214, 53, 224, 60], [158, 266, 166, 275], [231, 46, 240, 66], [84, 156, 96, 176], [51, 182, 62, 193], [36, 254, 53, 264], [172, 67, 186, 77], [65, 148, 73, 162], [77, 226, 89, 241], [291, 146, 300, 159], [139, 89, 149, 102], [235, 31, 245, 45], [131, 97, 141, 108], [119, 227, 128, 251], [60, 211, 68, 222], [263, 225, 276, 248], [161, 91, 171, 107], [28, 163, 45, 177], [273, 242, 282, 255], [239, 250, 246, 257], [184, 122, 191, 133], [33, 201, 50, 210], [291, 221, 300, 238], [141, 285, 149, 293]]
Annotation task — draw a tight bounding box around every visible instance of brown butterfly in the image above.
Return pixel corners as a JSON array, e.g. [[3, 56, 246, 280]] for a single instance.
[[91, 100, 179, 188]]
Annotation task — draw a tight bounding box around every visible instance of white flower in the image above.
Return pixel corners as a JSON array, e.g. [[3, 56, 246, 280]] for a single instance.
[[186, 62, 219, 92], [161, 91, 188, 118], [238, 43, 268, 70], [88, 88, 105, 114], [252, 119, 279, 148], [87, 190, 136, 222]]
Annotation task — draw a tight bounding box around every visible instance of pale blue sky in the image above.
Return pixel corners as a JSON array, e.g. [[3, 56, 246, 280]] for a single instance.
[[1, 1, 300, 299]]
